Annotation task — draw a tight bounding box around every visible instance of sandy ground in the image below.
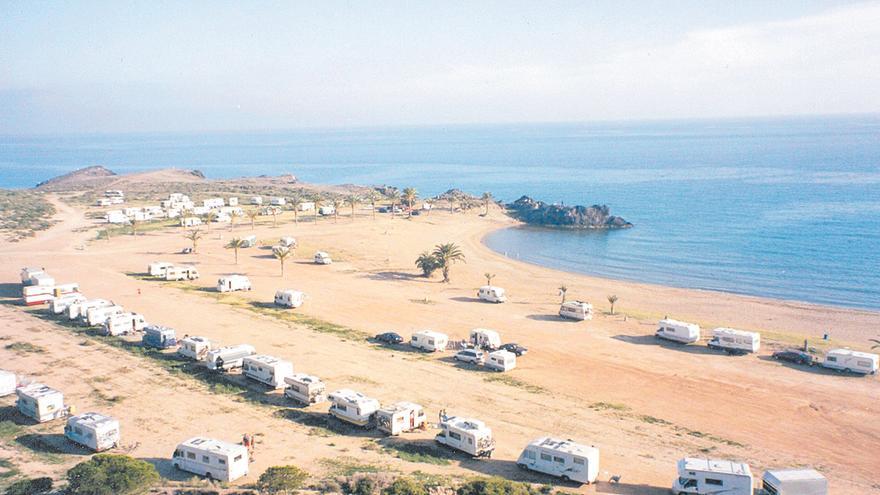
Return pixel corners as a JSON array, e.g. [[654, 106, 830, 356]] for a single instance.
[[1, 195, 878, 494]]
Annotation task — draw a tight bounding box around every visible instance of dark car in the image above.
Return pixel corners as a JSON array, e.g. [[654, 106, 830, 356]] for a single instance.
[[375, 332, 403, 345], [377, 206, 390, 213], [410, 209, 421, 216], [771, 349, 817, 366], [500, 343, 528, 356]]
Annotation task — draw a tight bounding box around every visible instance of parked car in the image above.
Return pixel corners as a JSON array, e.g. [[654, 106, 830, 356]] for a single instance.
[[454, 349, 485, 365], [500, 343, 528, 356], [410, 210, 421, 216], [772, 349, 818, 366], [377, 206, 390, 213], [375, 332, 403, 345]]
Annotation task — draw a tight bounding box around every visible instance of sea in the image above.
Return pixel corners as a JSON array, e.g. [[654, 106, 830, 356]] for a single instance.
[[1, 115, 879, 310]]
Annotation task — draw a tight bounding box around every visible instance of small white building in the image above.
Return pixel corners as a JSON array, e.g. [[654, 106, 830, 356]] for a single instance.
[[707, 328, 760, 354], [178, 336, 213, 361], [191, 206, 211, 216], [559, 301, 593, 321], [96, 198, 112, 207], [180, 217, 202, 227], [314, 251, 332, 264], [485, 350, 517, 372], [656, 319, 701, 344], [217, 275, 251, 293], [761, 468, 827, 495], [274, 289, 305, 309], [148, 261, 175, 277], [206, 344, 257, 371], [821, 348, 878, 375], [376, 401, 427, 435], [672, 458, 753, 495], [435, 414, 495, 457], [16, 383, 69, 423], [227, 197, 239, 206], [517, 437, 600, 484], [65, 412, 120, 452], [172, 437, 249, 482], [470, 328, 502, 350], [284, 373, 327, 405], [104, 190, 124, 199], [50, 293, 87, 315], [203, 198, 225, 209], [410, 330, 449, 352], [165, 265, 200, 281], [477, 285, 507, 303], [242, 355, 294, 389], [0, 370, 16, 397], [328, 389, 380, 427], [103, 312, 146, 336]]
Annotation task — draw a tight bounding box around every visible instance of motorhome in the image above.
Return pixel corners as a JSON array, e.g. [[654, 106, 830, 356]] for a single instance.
[[206, 344, 257, 371], [0, 370, 16, 396], [298, 201, 315, 211], [165, 265, 200, 281], [435, 413, 495, 457], [142, 325, 177, 349], [178, 336, 213, 360], [318, 205, 335, 216], [279, 236, 297, 248], [148, 261, 175, 277], [656, 319, 701, 344], [821, 348, 879, 374], [707, 328, 760, 354], [761, 469, 827, 495], [172, 437, 249, 482], [485, 350, 517, 372], [241, 235, 257, 248], [65, 412, 120, 452], [67, 299, 112, 321], [242, 355, 294, 389], [20, 267, 45, 285], [283, 373, 327, 405], [16, 383, 69, 423], [672, 458, 753, 495], [328, 389, 381, 427], [477, 285, 507, 303], [410, 330, 449, 352], [517, 437, 600, 484], [180, 217, 202, 227], [274, 289, 305, 309], [103, 312, 146, 336], [50, 293, 87, 315], [251, 196, 263, 205], [469, 328, 502, 350], [559, 301, 593, 321], [217, 275, 252, 292], [270, 197, 286, 206], [376, 401, 427, 435], [84, 304, 124, 327], [314, 251, 332, 264]]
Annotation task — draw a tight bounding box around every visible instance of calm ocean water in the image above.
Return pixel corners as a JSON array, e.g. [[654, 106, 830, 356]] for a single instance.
[[2, 116, 879, 310]]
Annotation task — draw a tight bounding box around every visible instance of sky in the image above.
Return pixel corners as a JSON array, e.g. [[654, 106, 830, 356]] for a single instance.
[[2, 0, 879, 134]]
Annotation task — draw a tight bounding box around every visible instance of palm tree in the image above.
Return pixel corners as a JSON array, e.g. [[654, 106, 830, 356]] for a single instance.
[[432, 243, 466, 283], [423, 199, 433, 216], [184, 229, 203, 254], [226, 237, 246, 264], [481, 192, 492, 215], [368, 191, 380, 220], [246, 209, 259, 230], [129, 218, 140, 236], [289, 193, 302, 225], [558, 284, 568, 303], [273, 246, 292, 277], [403, 187, 418, 219], [387, 190, 401, 219], [270, 206, 281, 228], [415, 251, 439, 277], [484, 273, 495, 285], [331, 197, 342, 223], [202, 211, 218, 230], [313, 197, 323, 225], [869, 338, 879, 349], [346, 194, 359, 221], [608, 294, 619, 315], [229, 209, 242, 229]]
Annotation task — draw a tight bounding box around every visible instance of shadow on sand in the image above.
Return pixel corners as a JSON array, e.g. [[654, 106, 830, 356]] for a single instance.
[[525, 314, 580, 323], [612, 334, 718, 355], [366, 271, 427, 282], [16, 433, 92, 456]]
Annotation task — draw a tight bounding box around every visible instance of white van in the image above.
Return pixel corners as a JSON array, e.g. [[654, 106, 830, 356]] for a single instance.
[[656, 319, 701, 344], [274, 289, 305, 308], [314, 251, 333, 265], [707, 328, 760, 354], [206, 344, 257, 371], [172, 437, 249, 482], [517, 437, 600, 484], [485, 350, 517, 372], [242, 355, 294, 389], [559, 301, 593, 321], [761, 469, 827, 495], [821, 349, 878, 375], [217, 275, 251, 293], [65, 412, 120, 452], [477, 285, 507, 303], [178, 336, 213, 361], [165, 265, 200, 281], [673, 458, 753, 495], [376, 402, 427, 435], [470, 328, 502, 350], [410, 330, 449, 352]]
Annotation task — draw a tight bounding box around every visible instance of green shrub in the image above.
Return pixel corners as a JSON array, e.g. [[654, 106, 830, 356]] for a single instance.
[[256, 465, 309, 494], [4, 477, 53, 495], [66, 454, 159, 495], [353, 477, 378, 495], [382, 478, 428, 495], [457, 477, 538, 495]]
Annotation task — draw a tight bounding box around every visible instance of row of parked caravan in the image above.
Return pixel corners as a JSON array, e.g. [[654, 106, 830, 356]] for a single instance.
[[477, 284, 595, 321]]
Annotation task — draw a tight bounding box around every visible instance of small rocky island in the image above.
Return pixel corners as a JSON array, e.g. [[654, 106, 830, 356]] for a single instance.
[[506, 195, 632, 229]]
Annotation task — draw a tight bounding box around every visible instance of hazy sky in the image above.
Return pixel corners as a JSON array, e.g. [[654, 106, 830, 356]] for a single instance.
[[2, 1, 879, 134]]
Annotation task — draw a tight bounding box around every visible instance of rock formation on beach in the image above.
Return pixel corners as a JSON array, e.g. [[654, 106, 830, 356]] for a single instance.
[[506, 195, 632, 229]]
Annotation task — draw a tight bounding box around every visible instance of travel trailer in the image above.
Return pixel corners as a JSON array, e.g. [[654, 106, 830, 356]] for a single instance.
[[217, 275, 252, 292], [180, 216, 202, 227], [20, 267, 45, 285], [298, 201, 315, 211], [284, 373, 327, 405], [148, 261, 175, 277], [103, 312, 147, 336], [178, 336, 212, 360], [84, 304, 124, 327], [559, 301, 593, 321], [328, 389, 381, 427], [517, 437, 600, 484], [821, 348, 879, 374], [50, 293, 87, 315], [172, 437, 249, 482], [656, 319, 701, 344], [470, 328, 502, 350], [251, 196, 263, 205], [67, 299, 112, 321], [206, 344, 257, 371], [314, 251, 332, 264], [65, 412, 120, 452], [761, 469, 827, 495], [16, 383, 69, 423], [707, 328, 760, 354], [435, 413, 495, 457], [270, 197, 286, 206], [477, 285, 507, 303], [410, 330, 449, 352], [241, 235, 257, 248], [318, 205, 335, 216], [165, 265, 200, 281], [485, 350, 517, 372], [377, 401, 427, 435], [0, 370, 16, 397], [274, 289, 305, 308], [21, 284, 58, 306], [672, 458, 753, 495], [242, 355, 294, 389], [279, 236, 297, 248], [142, 325, 177, 349]]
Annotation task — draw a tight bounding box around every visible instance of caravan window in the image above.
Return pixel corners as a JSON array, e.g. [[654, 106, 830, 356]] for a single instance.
[[827, 356, 837, 362], [202, 455, 210, 463], [74, 427, 83, 435], [553, 456, 565, 464], [187, 452, 196, 460], [706, 479, 723, 486], [524, 450, 536, 460], [234, 454, 243, 462], [219, 458, 226, 465], [573, 457, 585, 465], [449, 431, 462, 441], [540, 453, 552, 461]]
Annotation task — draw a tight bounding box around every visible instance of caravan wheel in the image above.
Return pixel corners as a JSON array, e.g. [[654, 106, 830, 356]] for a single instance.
[[561, 475, 570, 482]]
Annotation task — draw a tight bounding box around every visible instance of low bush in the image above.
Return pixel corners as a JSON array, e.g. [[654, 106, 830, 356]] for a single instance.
[[4, 477, 53, 495], [256, 465, 309, 494], [66, 454, 159, 495]]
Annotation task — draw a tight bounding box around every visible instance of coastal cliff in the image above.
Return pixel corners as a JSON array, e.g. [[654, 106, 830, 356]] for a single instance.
[[506, 196, 632, 229]]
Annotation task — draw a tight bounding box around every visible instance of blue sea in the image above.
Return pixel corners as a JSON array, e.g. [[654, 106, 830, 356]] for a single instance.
[[2, 116, 879, 310]]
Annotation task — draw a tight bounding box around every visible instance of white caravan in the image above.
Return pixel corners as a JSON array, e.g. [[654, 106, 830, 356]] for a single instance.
[[67, 299, 112, 321], [761, 469, 827, 495], [29, 272, 55, 287], [477, 285, 507, 303], [707, 328, 760, 354], [279, 236, 297, 248], [242, 355, 294, 389], [178, 336, 213, 361], [206, 344, 257, 371], [470, 328, 502, 350], [821, 348, 878, 374], [270, 197, 286, 206], [85, 304, 124, 327], [517, 437, 600, 484], [241, 235, 257, 248], [0, 370, 16, 396], [172, 437, 249, 482], [65, 412, 120, 452], [435, 413, 495, 458], [284, 373, 327, 405], [227, 197, 238, 206], [328, 389, 381, 427], [217, 275, 252, 292], [377, 401, 427, 435], [103, 312, 146, 336], [559, 301, 593, 321], [22, 284, 59, 306], [410, 330, 449, 352], [656, 319, 701, 344], [274, 289, 305, 308], [251, 196, 263, 205], [165, 265, 200, 281], [16, 383, 69, 423], [21, 267, 45, 285], [148, 261, 175, 277], [50, 293, 87, 315], [673, 458, 753, 495], [314, 251, 333, 264], [485, 350, 517, 372], [298, 201, 315, 211], [318, 205, 335, 216]]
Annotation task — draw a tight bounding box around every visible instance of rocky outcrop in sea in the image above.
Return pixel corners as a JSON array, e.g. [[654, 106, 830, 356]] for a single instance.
[[506, 196, 632, 229]]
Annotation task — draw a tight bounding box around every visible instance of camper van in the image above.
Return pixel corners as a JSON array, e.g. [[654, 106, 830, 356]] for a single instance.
[[217, 275, 252, 293], [559, 301, 593, 321], [84, 304, 125, 327], [274, 289, 305, 308], [477, 285, 507, 303], [410, 331, 449, 352], [485, 350, 517, 372], [377, 401, 427, 435], [172, 437, 249, 482], [148, 261, 175, 277], [284, 373, 327, 405], [65, 412, 120, 452], [517, 437, 600, 484], [241, 235, 257, 248], [821, 348, 879, 374], [50, 293, 87, 315], [20, 267, 45, 285], [165, 265, 200, 281], [142, 325, 177, 349], [206, 344, 257, 371], [435, 413, 495, 458], [279, 236, 297, 248], [0, 370, 16, 397], [178, 336, 212, 360], [314, 251, 333, 265], [103, 312, 147, 336], [761, 469, 827, 495], [673, 458, 753, 495], [656, 319, 701, 344], [707, 328, 760, 354], [242, 355, 294, 389], [16, 383, 69, 423], [470, 328, 502, 350], [318, 205, 335, 216], [328, 389, 381, 427], [67, 299, 112, 321]]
